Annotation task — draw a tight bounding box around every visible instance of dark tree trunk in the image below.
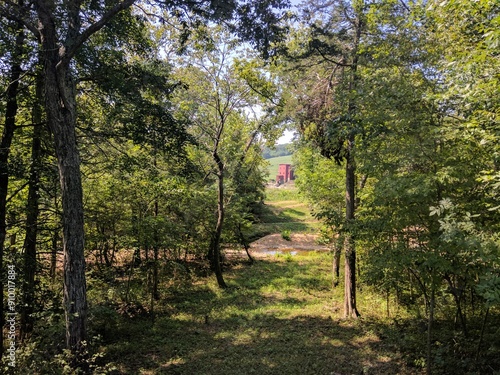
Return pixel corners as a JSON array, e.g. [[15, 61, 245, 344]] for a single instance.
[[211, 151, 227, 288], [332, 235, 342, 288], [0, 19, 24, 355], [343, 139, 359, 318], [426, 286, 436, 375], [237, 223, 254, 264], [152, 195, 160, 301], [21, 69, 44, 340], [342, 9, 362, 318], [50, 231, 59, 279], [36, 5, 88, 356], [445, 276, 468, 335]]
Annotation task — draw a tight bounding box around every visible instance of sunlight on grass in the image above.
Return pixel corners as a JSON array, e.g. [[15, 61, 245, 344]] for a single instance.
[[99, 251, 421, 374]]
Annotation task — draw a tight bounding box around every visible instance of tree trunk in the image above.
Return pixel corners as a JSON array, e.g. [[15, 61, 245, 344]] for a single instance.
[[0, 19, 24, 355], [332, 234, 342, 288], [37, 8, 88, 356], [237, 223, 254, 264], [152, 195, 160, 301], [475, 307, 490, 364], [21, 68, 44, 340], [341, 4, 363, 318], [211, 151, 227, 288], [343, 139, 360, 318], [426, 286, 435, 375], [50, 231, 59, 279]]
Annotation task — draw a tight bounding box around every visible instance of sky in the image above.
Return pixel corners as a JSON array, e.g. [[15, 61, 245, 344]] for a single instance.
[[276, 129, 296, 144]]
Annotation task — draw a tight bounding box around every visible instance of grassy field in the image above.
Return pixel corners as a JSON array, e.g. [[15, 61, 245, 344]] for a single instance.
[[90, 252, 421, 375], [85, 186, 422, 375], [249, 183, 322, 240], [265, 155, 293, 180]]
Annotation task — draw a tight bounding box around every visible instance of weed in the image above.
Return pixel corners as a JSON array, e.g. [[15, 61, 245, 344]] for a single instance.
[[281, 230, 291, 241]]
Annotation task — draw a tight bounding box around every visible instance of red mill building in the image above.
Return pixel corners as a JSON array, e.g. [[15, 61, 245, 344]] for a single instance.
[[276, 164, 294, 184]]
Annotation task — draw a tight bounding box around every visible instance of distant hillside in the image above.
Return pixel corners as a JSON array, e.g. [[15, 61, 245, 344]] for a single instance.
[[266, 154, 293, 179], [262, 144, 292, 159]]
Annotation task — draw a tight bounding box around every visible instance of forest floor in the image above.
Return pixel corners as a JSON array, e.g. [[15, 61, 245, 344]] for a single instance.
[[72, 183, 499, 375], [87, 184, 428, 375], [98, 255, 424, 375]]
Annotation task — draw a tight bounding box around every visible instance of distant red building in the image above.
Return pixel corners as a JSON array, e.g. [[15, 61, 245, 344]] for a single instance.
[[276, 164, 294, 184]]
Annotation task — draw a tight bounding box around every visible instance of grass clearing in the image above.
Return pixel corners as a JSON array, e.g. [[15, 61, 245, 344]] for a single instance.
[[250, 184, 321, 239], [76, 185, 500, 375], [95, 252, 420, 375]]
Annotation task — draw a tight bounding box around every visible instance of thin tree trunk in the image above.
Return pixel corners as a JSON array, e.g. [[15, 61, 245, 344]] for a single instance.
[[212, 151, 227, 288], [343, 139, 359, 318], [342, 5, 362, 318], [332, 235, 342, 288], [475, 307, 489, 364], [21, 68, 44, 340], [445, 276, 467, 335], [0, 18, 25, 354], [152, 198, 160, 301], [50, 221, 59, 280], [426, 286, 435, 375], [237, 222, 254, 263]]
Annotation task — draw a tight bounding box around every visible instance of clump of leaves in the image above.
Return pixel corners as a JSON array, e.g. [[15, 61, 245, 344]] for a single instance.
[[281, 229, 291, 241]]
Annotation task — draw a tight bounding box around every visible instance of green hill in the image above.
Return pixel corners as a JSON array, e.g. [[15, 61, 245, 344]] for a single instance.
[[265, 154, 293, 179], [262, 143, 293, 159]]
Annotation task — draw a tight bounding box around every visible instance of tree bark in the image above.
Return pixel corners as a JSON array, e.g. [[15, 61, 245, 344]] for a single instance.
[[21, 68, 44, 340], [426, 285, 435, 375], [152, 195, 160, 301], [36, 3, 88, 356], [332, 236, 341, 288], [342, 4, 363, 318], [0, 18, 24, 355], [343, 140, 359, 318], [213, 153, 227, 288], [211, 150, 227, 288], [237, 223, 254, 264]]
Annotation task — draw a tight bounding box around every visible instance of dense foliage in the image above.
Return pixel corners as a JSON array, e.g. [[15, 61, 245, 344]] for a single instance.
[[0, 0, 498, 374]]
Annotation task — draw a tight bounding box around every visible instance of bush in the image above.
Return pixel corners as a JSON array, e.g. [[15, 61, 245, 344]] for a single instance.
[[281, 230, 291, 241]]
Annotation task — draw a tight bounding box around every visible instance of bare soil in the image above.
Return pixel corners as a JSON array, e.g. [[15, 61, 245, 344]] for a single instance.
[[250, 233, 328, 252], [225, 233, 329, 260]]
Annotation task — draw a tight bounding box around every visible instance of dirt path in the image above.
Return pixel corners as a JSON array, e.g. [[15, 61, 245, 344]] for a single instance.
[[250, 233, 328, 252], [250, 233, 328, 257], [226, 233, 329, 260]]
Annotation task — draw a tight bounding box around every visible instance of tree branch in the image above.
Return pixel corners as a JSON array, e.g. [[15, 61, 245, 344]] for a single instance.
[[0, 0, 40, 39], [64, 0, 137, 62], [399, 0, 411, 13]]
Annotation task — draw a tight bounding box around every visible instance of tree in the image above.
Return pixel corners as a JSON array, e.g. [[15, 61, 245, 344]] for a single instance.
[[0, 11, 26, 354], [281, 0, 435, 318], [1, 0, 290, 360], [283, 0, 369, 318], [353, 1, 499, 371], [173, 26, 281, 287], [293, 145, 345, 286], [20, 65, 45, 340]]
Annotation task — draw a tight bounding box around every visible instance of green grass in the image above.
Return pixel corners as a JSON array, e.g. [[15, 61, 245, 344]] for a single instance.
[[265, 155, 293, 179], [91, 253, 418, 375], [249, 184, 321, 240]]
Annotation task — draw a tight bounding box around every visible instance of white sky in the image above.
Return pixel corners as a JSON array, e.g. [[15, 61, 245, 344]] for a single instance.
[[276, 129, 296, 144]]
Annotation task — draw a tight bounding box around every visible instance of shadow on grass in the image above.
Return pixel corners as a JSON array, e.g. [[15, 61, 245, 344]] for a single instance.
[[256, 203, 312, 222], [94, 257, 500, 375], [104, 313, 415, 375], [99, 259, 418, 375]]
